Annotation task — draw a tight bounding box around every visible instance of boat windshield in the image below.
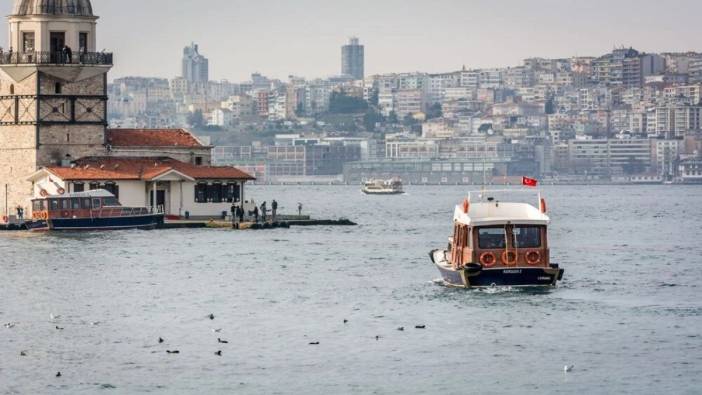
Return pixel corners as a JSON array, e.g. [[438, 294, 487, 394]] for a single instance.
[[102, 197, 121, 207], [478, 227, 507, 249], [513, 226, 542, 248]]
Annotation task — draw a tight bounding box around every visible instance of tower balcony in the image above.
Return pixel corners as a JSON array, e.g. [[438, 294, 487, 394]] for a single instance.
[[0, 51, 113, 83], [0, 51, 113, 66]]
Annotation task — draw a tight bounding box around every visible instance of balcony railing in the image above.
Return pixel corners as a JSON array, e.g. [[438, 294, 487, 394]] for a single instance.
[[0, 51, 113, 66]]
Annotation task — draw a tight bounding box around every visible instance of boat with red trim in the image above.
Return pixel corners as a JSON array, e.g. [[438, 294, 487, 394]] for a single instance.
[[26, 189, 164, 231], [429, 189, 564, 288]]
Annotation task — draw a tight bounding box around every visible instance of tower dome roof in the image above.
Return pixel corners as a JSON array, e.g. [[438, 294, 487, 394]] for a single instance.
[[12, 0, 94, 17]]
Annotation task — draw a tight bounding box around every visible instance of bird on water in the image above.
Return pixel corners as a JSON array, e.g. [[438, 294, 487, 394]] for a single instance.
[[564, 365, 574, 372], [209, 314, 215, 320], [166, 350, 180, 354], [56, 372, 62, 378], [158, 337, 164, 344], [215, 350, 222, 356], [218, 338, 229, 344]]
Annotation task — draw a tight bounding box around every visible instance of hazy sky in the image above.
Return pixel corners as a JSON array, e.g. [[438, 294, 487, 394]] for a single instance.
[[1, 0, 701, 81]]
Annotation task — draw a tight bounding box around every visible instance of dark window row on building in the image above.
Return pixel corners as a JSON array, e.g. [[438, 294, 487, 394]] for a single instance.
[[194, 183, 240, 203]]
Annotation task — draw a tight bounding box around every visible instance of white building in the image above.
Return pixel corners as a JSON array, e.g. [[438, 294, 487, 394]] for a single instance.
[[27, 157, 254, 219]]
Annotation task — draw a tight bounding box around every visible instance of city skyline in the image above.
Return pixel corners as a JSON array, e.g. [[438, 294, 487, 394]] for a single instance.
[[1, 0, 701, 81]]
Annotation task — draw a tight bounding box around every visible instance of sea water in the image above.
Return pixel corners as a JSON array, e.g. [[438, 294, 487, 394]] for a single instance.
[[1, 185, 701, 394]]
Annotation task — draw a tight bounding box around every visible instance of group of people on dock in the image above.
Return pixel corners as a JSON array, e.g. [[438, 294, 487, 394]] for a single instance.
[[231, 200, 303, 228]]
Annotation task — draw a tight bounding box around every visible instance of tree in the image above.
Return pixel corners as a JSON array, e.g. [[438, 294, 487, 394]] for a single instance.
[[426, 103, 443, 120], [403, 114, 419, 126], [329, 92, 368, 114], [363, 110, 383, 132], [388, 111, 399, 124], [187, 110, 205, 128]]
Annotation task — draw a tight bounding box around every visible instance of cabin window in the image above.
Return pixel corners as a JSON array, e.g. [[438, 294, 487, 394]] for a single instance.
[[71, 198, 80, 209], [478, 227, 507, 249], [32, 200, 44, 211], [49, 199, 59, 211], [103, 197, 119, 207], [92, 198, 101, 208], [73, 183, 85, 192], [513, 226, 542, 248], [61, 199, 71, 210], [81, 198, 91, 209], [194, 183, 208, 203]]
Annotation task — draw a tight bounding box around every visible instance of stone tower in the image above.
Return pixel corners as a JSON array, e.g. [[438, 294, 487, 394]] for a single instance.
[[0, 0, 111, 216]]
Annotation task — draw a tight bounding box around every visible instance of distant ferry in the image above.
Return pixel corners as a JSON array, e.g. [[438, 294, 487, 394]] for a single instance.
[[27, 190, 164, 232], [361, 178, 404, 195], [430, 189, 564, 288]]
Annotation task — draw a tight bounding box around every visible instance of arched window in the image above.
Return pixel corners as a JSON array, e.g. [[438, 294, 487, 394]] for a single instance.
[[9, 84, 14, 95], [55, 83, 62, 94]]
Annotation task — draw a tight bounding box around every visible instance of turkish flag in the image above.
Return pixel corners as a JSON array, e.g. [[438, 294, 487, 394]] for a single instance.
[[522, 177, 538, 187]]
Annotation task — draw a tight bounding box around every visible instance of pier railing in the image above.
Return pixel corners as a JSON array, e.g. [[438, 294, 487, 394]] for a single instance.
[[0, 51, 113, 65]]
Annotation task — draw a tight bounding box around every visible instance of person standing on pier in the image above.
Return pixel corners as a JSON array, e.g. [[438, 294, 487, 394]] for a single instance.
[[298, 203, 303, 216], [260, 201, 267, 223], [16, 206, 24, 224], [231, 203, 239, 228], [253, 206, 259, 223], [237, 205, 244, 224], [271, 200, 278, 222]]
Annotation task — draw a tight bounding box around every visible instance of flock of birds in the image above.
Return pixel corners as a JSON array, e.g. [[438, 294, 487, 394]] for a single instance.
[[5, 313, 576, 378]]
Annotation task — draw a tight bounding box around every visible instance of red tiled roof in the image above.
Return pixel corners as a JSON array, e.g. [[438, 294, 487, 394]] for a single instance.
[[106, 129, 206, 148], [44, 157, 255, 181]]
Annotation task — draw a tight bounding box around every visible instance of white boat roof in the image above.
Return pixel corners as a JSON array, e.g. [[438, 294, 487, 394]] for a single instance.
[[453, 189, 550, 226], [36, 189, 116, 199]]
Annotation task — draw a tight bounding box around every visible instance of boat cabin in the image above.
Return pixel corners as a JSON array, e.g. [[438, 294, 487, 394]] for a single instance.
[[449, 192, 550, 269], [31, 190, 151, 221]]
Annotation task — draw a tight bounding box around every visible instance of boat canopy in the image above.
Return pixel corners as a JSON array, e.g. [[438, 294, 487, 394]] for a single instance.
[[453, 189, 550, 226], [34, 189, 115, 200]]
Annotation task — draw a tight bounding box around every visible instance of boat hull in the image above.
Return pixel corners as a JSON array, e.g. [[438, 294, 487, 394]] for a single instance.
[[27, 214, 164, 232], [361, 189, 405, 195], [430, 250, 564, 288]]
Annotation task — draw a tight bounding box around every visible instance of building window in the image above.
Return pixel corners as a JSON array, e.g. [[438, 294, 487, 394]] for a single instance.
[[195, 157, 203, 166], [79, 32, 88, 53], [73, 183, 84, 192], [224, 183, 240, 203], [22, 32, 35, 52], [9, 85, 14, 95], [89, 182, 100, 190], [55, 83, 62, 94], [194, 183, 207, 203], [208, 183, 223, 203], [103, 183, 119, 199]]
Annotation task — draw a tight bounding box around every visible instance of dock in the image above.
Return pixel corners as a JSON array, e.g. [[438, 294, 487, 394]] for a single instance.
[[1, 217, 357, 232]]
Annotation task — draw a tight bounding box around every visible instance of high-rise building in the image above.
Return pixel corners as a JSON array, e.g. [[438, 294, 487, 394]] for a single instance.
[[341, 37, 364, 80], [182, 43, 209, 83]]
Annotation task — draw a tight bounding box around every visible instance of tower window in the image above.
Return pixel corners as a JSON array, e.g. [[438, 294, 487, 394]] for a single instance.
[[66, 133, 70, 142], [22, 32, 35, 52], [55, 83, 62, 94], [9, 85, 14, 95]]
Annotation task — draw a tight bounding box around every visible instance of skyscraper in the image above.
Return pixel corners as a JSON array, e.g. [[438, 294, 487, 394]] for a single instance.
[[182, 43, 209, 83], [342, 37, 364, 80]]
